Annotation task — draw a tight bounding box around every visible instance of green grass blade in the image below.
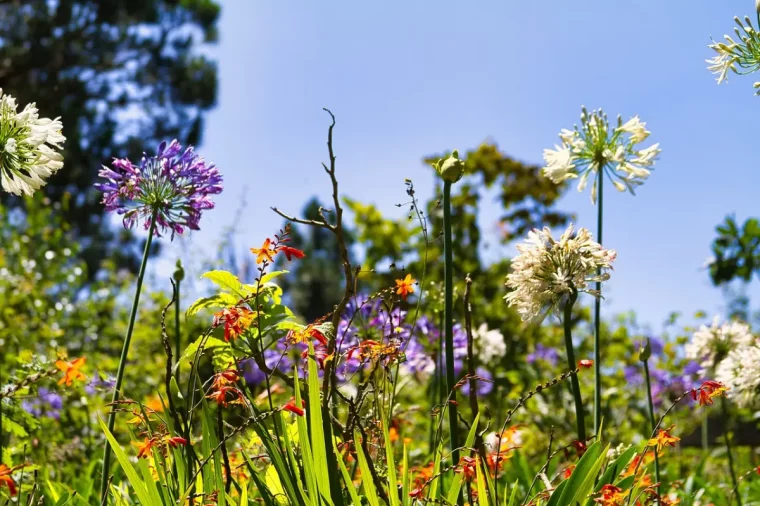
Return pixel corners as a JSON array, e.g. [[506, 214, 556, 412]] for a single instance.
[[402, 444, 410, 506], [334, 440, 363, 506], [98, 416, 154, 506], [307, 342, 333, 504], [354, 429, 380, 506], [445, 413, 480, 505], [382, 416, 400, 506]]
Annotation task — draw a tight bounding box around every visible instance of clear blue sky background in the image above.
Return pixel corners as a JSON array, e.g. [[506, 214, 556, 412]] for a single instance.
[[162, 1, 760, 331]]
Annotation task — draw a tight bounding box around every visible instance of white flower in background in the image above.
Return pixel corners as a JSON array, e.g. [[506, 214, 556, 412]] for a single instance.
[[505, 224, 616, 321], [716, 342, 760, 407], [0, 88, 65, 196], [706, 14, 760, 95], [542, 107, 660, 203], [473, 323, 506, 364], [686, 316, 754, 369]]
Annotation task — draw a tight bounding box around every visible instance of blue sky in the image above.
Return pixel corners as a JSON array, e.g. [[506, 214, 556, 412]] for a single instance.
[[160, 1, 760, 331]]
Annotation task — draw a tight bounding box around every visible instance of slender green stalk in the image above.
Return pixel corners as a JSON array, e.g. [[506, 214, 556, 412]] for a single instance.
[[594, 173, 603, 435], [701, 416, 709, 451], [642, 359, 661, 504], [721, 396, 742, 506], [563, 289, 585, 441], [442, 181, 461, 473], [174, 279, 181, 370], [99, 213, 157, 503]]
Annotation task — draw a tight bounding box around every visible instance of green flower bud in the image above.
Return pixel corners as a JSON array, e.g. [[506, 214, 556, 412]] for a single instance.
[[638, 337, 651, 363], [173, 259, 185, 282], [437, 150, 465, 183]]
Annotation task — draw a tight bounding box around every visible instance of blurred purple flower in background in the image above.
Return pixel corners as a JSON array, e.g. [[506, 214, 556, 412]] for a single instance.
[[527, 344, 559, 366], [22, 387, 63, 419]]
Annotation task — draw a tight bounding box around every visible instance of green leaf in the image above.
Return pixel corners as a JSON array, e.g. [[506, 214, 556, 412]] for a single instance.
[[354, 429, 380, 506], [382, 416, 400, 506], [556, 442, 608, 506], [445, 413, 480, 505], [186, 292, 240, 316], [202, 270, 251, 299], [98, 416, 155, 506], [179, 335, 234, 370], [334, 440, 363, 506], [306, 341, 333, 505]]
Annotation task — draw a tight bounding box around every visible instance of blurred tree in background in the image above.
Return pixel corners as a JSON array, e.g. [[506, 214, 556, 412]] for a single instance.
[[0, 0, 220, 277]]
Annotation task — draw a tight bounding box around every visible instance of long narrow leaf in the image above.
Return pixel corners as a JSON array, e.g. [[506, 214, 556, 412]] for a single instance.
[[445, 413, 480, 505], [98, 416, 154, 506]]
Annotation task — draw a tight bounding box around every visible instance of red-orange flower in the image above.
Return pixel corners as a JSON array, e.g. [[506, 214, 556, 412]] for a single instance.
[[207, 384, 244, 407], [0, 464, 20, 496], [563, 464, 576, 479], [164, 436, 188, 449], [578, 359, 594, 369], [455, 456, 478, 482], [648, 426, 680, 453], [570, 440, 588, 458], [56, 357, 86, 386], [283, 399, 305, 416], [277, 245, 305, 261], [395, 274, 415, 300], [692, 380, 729, 406], [132, 437, 157, 459], [213, 305, 255, 342], [250, 238, 276, 264], [287, 324, 328, 346], [595, 485, 626, 506]]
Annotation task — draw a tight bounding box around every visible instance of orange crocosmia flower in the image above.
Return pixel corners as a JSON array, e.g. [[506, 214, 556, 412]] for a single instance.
[[144, 396, 165, 413], [563, 464, 576, 479], [207, 385, 244, 407], [692, 380, 729, 406], [395, 274, 416, 300], [56, 357, 86, 386], [648, 426, 680, 453], [277, 245, 305, 261], [0, 464, 19, 496], [213, 305, 255, 342], [287, 324, 328, 346], [594, 485, 626, 506], [578, 359, 594, 369], [455, 456, 478, 482], [132, 437, 157, 459], [250, 238, 276, 264]]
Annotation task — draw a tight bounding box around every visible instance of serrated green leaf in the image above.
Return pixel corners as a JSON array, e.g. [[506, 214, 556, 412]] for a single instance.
[[186, 292, 240, 317]]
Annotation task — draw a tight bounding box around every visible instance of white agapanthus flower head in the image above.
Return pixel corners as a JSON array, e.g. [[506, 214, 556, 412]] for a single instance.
[[0, 89, 65, 196], [473, 323, 507, 364], [706, 15, 760, 95], [542, 107, 660, 203], [504, 224, 616, 322], [716, 342, 760, 407], [686, 316, 754, 369]]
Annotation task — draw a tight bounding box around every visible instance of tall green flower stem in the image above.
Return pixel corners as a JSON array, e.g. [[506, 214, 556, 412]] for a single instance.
[[99, 213, 157, 503], [641, 348, 661, 504], [173, 260, 184, 377], [593, 173, 603, 435], [563, 289, 586, 441], [442, 180, 460, 469], [721, 396, 742, 506]]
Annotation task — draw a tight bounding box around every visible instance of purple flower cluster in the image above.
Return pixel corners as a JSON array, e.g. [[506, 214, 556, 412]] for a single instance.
[[22, 387, 62, 419], [95, 140, 222, 237], [526, 343, 559, 366]]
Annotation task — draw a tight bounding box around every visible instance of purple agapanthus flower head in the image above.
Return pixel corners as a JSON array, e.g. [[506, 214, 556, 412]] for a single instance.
[[22, 387, 63, 419], [95, 139, 222, 238]]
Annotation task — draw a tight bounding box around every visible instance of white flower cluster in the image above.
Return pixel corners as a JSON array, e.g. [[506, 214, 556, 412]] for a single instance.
[[542, 107, 660, 203], [686, 316, 754, 369], [505, 224, 616, 322], [716, 344, 760, 407], [0, 88, 65, 196], [706, 14, 760, 95], [473, 323, 506, 364]]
